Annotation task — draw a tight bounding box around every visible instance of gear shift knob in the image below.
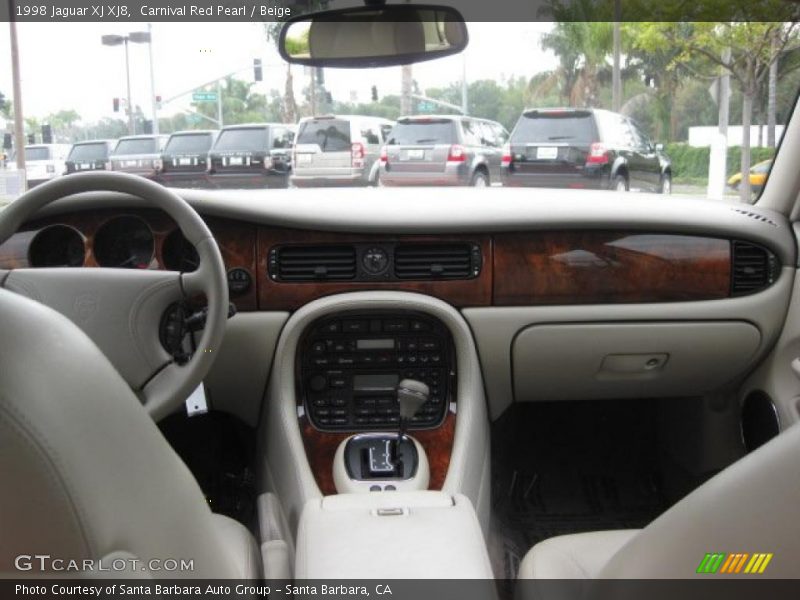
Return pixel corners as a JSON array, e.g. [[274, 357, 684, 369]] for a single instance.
[[398, 379, 430, 419], [397, 379, 429, 448]]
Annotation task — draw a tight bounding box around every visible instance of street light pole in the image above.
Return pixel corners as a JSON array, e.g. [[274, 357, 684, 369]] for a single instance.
[[146, 23, 159, 135], [9, 16, 25, 170], [123, 37, 134, 135]]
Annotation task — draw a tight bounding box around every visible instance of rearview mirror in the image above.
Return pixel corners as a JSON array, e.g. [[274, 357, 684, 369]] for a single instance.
[[278, 4, 469, 68]]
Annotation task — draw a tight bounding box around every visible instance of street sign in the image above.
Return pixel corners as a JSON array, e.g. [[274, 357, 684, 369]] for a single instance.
[[186, 114, 202, 124], [192, 92, 218, 102], [418, 101, 435, 112]]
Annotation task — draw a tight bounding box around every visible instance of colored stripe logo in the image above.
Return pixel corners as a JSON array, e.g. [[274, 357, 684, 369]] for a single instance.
[[697, 553, 773, 574]]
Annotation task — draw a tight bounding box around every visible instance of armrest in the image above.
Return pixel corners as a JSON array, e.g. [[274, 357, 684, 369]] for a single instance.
[[296, 491, 493, 579]]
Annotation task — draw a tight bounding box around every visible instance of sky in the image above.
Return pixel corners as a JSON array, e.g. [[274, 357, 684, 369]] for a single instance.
[[0, 21, 556, 125]]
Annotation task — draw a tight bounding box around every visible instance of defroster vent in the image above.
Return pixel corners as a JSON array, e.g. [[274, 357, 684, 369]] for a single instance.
[[394, 243, 481, 280], [270, 245, 356, 282], [732, 241, 777, 296]]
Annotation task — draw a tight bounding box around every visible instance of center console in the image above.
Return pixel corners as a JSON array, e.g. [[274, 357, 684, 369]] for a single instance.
[[298, 312, 455, 431]]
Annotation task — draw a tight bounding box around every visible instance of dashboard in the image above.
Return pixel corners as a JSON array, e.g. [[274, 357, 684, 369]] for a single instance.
[[0, 206, 782, 312]]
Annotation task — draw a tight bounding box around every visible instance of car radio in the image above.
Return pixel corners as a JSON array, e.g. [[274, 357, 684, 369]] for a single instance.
[[298, 312, 455, 432]]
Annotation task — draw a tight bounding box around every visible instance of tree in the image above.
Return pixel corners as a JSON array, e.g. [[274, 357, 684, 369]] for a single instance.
[[634, 21, 799, 201], [535, 22, 613, 107]]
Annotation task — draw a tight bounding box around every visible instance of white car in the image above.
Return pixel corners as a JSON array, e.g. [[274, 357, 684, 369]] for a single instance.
[[15, 143, 71, 188]]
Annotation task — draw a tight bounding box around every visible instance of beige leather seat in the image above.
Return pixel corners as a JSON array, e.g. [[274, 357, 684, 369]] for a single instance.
[[0, 288, 261, 578], [519, 419, 800, 580]]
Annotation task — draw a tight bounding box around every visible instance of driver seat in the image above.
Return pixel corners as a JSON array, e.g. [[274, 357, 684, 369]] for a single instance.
[[0, 288, 261, 578]]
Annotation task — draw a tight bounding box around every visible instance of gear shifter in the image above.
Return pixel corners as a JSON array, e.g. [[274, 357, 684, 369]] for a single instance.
[[396, 379, 430, 449]]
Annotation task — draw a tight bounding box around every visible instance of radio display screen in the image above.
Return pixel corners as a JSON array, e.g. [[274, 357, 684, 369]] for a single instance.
[[353, 374, 399, 392], [356, 339, 395, 350]]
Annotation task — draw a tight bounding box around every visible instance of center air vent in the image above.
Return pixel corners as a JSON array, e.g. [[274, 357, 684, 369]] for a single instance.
[[394, 243, 481, 280], [270, 245, 356, 282], [732, 241, 777, 296]]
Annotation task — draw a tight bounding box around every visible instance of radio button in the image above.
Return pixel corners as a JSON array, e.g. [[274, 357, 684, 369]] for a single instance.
[[330, 397, 347, 407], [343, 320, 368, 333], [316, 408, 331, 416], [312, 357, 330, 367], [330, 376, 348, 388], [322, 321, 341, 333], [332, 418, 348, 425], [317, 417, 332, 426], [410, 320, 430, 332], [309, 375, 327, 392], [332, 409, 347, 417], [311, 341, 326, 354], [383, 319, 408, 333]]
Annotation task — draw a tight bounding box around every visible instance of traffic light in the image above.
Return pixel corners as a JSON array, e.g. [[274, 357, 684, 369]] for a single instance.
[[371, 86, 378, 102], [3, 133, 11, 150], [41, 124, 52, 144], [27, 134, 35, 144], [113, 97, 120, 112], [0, 91, 6, 111], [253, 58, 263, 82], [325, 91, 333, 104]]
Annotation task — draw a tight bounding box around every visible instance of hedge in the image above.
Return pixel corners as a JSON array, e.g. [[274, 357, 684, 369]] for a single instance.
[[664, 143, 775, 181]]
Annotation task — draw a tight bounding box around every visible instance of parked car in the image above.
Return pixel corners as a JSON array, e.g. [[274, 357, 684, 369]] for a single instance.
[[207, 123, 294, 189], [18, 144, 70, 187], [291, 115, 394, 187], [158, 130, 218, 188], [64, 140, 116, 175], [728, 158, 772, 193], [109, 135, 168, 180], [501, 108, 672, 193], [379, 115, 508, 187]]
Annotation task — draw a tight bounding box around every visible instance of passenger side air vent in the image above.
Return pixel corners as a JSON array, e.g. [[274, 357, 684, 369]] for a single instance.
[[270, 245, 356, 282], [394, 243, 481, 280], [731, 241, 777, 296]]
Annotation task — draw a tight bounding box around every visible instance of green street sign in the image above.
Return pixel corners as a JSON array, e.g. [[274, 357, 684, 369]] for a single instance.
[[192, 92, 218, 102], [418, 101, 435, 112]]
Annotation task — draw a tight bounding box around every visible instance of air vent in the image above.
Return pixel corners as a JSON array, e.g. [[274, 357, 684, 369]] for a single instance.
[[732, 241, 776, 296], [394, 243, 480, 280], [270, 245, 356, 281]]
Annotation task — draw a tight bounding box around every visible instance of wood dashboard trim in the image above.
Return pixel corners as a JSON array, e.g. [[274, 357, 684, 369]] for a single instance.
[[493, 231, 732, 305], [256, 228, 493, 310]]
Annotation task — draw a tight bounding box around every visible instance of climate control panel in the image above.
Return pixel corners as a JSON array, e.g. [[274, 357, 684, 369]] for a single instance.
[[298, 312, 455, 431]]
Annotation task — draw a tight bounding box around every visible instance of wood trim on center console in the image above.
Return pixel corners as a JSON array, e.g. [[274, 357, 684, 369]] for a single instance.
[[494, 231, 731, 305], [256, 228, 492, 310], [299, 412, 456, 496]]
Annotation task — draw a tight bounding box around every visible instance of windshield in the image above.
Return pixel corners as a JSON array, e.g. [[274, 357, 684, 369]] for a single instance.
[[0, 15, 797, 202], [213, 128, 268, 152], [387, 120, 457, 145], [67, 143, 108, 162], [112, 138, 158, 156], [165, 134, 214, 154]]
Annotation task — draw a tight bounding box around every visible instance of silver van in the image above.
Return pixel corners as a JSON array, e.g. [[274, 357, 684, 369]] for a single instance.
[[379, 115, 509, 187], [291, 115, 394, 187]]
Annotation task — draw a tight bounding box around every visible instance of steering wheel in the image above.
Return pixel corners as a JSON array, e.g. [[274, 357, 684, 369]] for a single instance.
[[0, 171, 228, 421]]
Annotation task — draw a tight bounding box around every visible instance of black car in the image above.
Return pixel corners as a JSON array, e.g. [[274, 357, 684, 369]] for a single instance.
[[207, 123, 295, 189], [64, 140, 115, 174], [501, 108, 672, 193], [158, 130, 218, 188]]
